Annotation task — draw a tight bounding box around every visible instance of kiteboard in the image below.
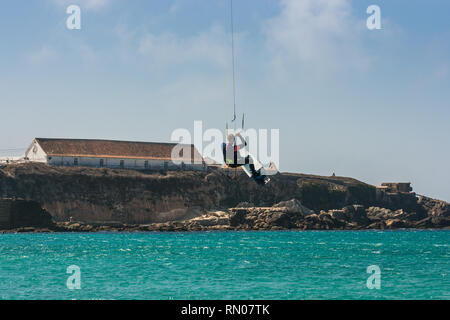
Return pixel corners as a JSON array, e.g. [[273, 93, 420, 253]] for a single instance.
[[238, 149, 271, 185]]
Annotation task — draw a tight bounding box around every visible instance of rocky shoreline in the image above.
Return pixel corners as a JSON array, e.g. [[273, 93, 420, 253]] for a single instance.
[[1, 163, 449, 233], [2, 199, 449, 233]]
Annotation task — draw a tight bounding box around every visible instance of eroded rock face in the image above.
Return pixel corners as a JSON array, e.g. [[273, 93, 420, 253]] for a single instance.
[[3, 198, 450, 233], [0, 163, 448, 228], [418, 196, 450, 217], [174, 199, 450, 231], [230, 207, 299, 229], [367, 207, 425, 222], [0, 163, 379, 224], [0, 199, 54, 230], [235, 202, 254, 208], [385, 219, 409, 229], [139, 199, 449, 231], [272, 199, 314, 216]]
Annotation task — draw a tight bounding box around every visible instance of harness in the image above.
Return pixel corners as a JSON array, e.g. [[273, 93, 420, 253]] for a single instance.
[[225, 144, 239, 165]]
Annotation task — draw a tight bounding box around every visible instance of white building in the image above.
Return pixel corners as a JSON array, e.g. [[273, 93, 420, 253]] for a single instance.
[[0, 156, 22, 164], [24, 138, 205, 171]]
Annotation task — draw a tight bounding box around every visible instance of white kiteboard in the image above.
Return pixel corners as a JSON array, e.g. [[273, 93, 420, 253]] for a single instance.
[[238, 149, 271, 184]]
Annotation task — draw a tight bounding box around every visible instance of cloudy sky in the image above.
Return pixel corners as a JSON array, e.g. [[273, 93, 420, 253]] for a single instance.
[[0, 0, 449, 201]]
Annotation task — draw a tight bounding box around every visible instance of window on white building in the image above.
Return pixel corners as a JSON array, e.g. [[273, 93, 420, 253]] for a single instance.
[[144, 160, 149, 169], [100, 159, 104, 167], [74, 158, 79, 166]]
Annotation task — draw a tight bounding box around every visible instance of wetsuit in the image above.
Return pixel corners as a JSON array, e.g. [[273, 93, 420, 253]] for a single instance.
[[222, 139, 257, 175]]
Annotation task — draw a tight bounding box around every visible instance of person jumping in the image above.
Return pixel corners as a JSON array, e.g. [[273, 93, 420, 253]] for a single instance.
[[222, 132, 269, 185]]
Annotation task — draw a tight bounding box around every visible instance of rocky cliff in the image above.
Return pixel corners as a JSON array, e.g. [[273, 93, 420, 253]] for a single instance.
[[4, 198, 448, 233], [0, 198, 53, 230], [0, 163, 448, 229], [138, 199, 449, 231]]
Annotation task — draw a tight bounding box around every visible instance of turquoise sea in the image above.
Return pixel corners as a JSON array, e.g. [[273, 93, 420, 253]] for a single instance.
[[0, 230, 448, 300]]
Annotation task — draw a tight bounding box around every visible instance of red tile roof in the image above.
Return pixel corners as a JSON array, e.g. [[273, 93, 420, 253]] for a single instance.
[[35, 138, 203, 163]]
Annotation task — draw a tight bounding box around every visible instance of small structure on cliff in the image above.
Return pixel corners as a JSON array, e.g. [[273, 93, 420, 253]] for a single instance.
[[376, 182, 414, 196], [0, 156, 23, 164], [24, 138, 205, 171], [376, 182, 418, 212]]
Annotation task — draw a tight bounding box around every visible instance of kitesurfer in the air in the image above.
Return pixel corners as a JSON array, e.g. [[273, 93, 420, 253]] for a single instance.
[[222, 132, 268, 185], [223, 132, 252, 168]]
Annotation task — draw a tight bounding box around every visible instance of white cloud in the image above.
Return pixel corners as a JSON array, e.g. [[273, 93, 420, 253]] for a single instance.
[[27, 46, 59, 65], [169, 1, 181, 15], [138, 25, 230, 70], [50, 0, 111, 10], [265, 0, 370, 74]]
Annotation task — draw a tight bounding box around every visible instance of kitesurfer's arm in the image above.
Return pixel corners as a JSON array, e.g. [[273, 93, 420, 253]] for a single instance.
[[235, 132, 247, 148]]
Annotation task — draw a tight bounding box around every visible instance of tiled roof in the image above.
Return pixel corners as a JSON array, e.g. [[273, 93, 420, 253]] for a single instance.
[[35, 138, 203, 163]]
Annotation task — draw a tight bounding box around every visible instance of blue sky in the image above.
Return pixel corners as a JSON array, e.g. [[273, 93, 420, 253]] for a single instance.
[[0, 0, 449, 201]]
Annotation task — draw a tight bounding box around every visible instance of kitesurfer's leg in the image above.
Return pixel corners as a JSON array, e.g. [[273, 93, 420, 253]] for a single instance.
[[245, 155, 258, 176], [254, 174, 266, 185]]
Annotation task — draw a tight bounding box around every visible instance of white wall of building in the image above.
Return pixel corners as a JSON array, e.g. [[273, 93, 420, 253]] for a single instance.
[[48, 156, 205, 171], [23, 139, 205, 171], [0, 156, 22, 164], [24, 140, 47, 163]]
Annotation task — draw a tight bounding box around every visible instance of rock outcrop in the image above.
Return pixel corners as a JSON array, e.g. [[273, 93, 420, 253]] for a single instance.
[[0, 163, 449, 231], [0, 163, 380, 224], [417, 196, 450, 217], [0, 198, 54, 230], [3, 199, 449, 233]]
